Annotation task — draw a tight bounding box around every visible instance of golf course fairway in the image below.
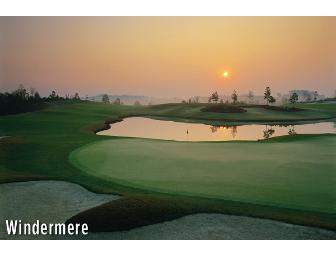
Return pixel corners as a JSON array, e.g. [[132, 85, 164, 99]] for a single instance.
[[1, 102, 336, 233], [69, 135, 336, 214]]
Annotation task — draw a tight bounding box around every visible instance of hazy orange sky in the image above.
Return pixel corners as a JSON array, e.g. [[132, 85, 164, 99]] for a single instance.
[[0, 17, 335, 97]]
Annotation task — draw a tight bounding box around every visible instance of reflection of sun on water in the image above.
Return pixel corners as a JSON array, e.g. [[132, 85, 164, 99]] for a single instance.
[[210, 126, 237, 139]]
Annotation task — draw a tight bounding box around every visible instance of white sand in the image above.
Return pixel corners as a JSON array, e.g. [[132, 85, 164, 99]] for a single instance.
[[1, 181, 335, 240], [0, 180, 119, 239], [85, 214, 336, 240]]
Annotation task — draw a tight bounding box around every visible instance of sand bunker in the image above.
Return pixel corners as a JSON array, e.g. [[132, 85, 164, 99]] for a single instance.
[[0, 180, 119, 239], [86, 213, 336, 240], [1, 181, 335, 240]]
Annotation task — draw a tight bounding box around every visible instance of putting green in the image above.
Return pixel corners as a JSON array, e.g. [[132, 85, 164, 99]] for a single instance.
[[69, 136, 336, 214]]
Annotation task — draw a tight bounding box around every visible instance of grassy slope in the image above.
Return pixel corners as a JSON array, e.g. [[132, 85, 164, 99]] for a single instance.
[[0, 102, 140, 187], [69, 136, 336, 214], [1, 102, 336, 232]]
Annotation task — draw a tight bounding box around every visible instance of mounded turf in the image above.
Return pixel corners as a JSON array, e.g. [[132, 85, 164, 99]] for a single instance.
[[143, 103, 335, 124], [69, 136, 336, 214]]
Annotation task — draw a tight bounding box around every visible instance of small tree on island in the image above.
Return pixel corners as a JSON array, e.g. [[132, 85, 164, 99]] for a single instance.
[[264, 86, 276, 105], [247, 91, 254, 104], [231, 90, 238, 104], [208, 91, 219, 103], [114, 98, 121, 105], [269, 96, 276, 104], [305, 93, 312, 102], [313, 91, 318, 101], [289, 92, 298, 104], [102, 94, 110, 104]]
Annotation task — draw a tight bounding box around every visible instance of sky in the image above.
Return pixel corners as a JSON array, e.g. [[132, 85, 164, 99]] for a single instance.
[[0, 17, 335, 97]]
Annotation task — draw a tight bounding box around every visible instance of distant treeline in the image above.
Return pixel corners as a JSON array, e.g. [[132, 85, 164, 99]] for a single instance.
[[0, 85, 81, 115]]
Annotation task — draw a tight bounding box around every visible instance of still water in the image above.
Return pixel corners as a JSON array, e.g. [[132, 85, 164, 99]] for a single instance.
[[97, 117, 336, 141]]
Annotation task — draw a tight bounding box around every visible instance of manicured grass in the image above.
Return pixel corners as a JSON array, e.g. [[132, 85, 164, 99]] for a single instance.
[[0, 102, 141, 185], [200, 104, 247, 113], [143, 103, 335, 124], [69, 136, 336, 214], [291, 102, 336, 113], [1, 101, 336, 232]]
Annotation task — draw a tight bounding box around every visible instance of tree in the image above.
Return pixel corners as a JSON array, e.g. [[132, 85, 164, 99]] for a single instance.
[[34, 91, 41, 102], [102, 94, 110, 104], [29, 87, 36, 98], [305, 93, 312, 102], [13, 84, 28, 100], [281, 95, 288, 105], [48, 90, 59, 100], [220, 99, 224, 104], [209, 91, 219, 103], [289, 92, 298, 104], [276, 93, 282, 100], [313, 91, 318, 101], [231, 90, 238, 104], [269, 96, 276, 104], [1, 85, 41, 115], [134, 100, 141, 106], [73, 92, 80, 100], [247, 91, 254, 104], [114, 98, 121, 105], [264, 86, 275, 105]]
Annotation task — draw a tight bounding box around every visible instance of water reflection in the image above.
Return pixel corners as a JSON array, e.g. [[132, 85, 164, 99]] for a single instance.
[[210, 124, 299, 139], [263, 125, 275, 139], [97, 117, 336, 141], [288, 125, 296, 135]]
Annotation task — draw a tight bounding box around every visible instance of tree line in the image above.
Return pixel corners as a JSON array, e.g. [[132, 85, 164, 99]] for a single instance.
[[0, 85, 81, 115], [186, 86, 302, 105]]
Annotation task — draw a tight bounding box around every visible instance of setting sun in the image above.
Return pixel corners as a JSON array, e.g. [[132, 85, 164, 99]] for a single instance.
[[223, 71, 229, 78]]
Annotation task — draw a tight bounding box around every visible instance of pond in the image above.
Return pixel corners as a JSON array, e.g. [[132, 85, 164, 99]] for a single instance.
[[97, 117, 336, 141]]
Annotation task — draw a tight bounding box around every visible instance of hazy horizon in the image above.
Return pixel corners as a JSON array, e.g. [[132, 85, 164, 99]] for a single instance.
[[1, 17, 335, 98]]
